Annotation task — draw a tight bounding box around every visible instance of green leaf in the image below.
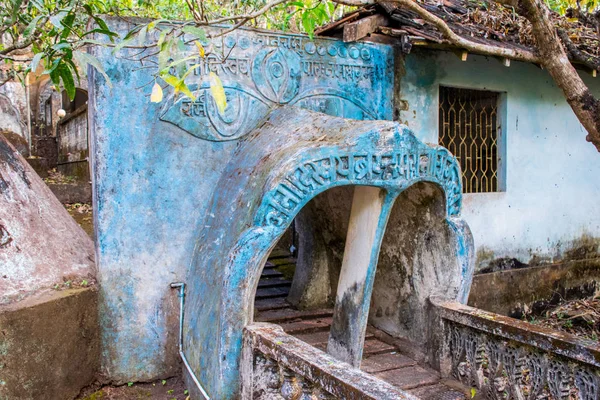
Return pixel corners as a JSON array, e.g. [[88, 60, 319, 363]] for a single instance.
[[113, 36, 136, 54], [83, 29, 119, 38], [24, 15, 43, 37], [73, 51, 112, 88], [49, 11, 68, 29], [60, 13, 76, 39], [137, 26, 148, 46], [30, 0, 44, 12], [44, 58, 62, 75], [58, 63, 76, 101], [52, 42, 71, 52], [182, 26, 207, 42], [301, 11, 317, 39], [159, 55, 195, 75], [29, 52, 43, 73], [156, 30, 168, 48], [93, 16, 111, 33]]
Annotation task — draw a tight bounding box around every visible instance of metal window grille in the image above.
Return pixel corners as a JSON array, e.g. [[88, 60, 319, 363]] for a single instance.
[[439, 86, 499, 193]]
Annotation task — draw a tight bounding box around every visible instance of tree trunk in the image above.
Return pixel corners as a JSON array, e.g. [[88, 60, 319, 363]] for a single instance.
[[517, 0, 600, 152], [0, 134, 95, 305]]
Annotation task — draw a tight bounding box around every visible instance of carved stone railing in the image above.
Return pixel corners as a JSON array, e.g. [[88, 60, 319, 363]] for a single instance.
[[241, 323, 418, 400], [430, 296, 600, 400]]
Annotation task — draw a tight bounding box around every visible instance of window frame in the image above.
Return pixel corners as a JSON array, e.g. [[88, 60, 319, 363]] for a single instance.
[[436, 84, 507, 194]]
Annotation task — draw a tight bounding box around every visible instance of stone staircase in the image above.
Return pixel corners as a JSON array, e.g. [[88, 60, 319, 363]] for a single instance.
[[254, 252, 470, 400]]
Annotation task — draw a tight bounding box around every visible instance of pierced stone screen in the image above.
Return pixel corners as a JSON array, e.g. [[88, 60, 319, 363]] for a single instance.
[[439, 86, 500, 193]]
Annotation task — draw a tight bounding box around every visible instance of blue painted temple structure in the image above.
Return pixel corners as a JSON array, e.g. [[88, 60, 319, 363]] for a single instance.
[[89, 22, 474, 399]]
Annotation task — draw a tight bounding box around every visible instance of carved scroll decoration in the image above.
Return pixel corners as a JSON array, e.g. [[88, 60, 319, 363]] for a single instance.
[[446, 323, 600, 400], [256, 145, 462, 229]]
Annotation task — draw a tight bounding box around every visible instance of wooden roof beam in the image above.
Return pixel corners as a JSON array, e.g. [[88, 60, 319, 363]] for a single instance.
[[343, 14, 389, 43]]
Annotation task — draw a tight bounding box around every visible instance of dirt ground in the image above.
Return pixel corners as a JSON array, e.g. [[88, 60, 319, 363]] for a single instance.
[[76, 375, 189, 400], [524, 295, 600, 341], [65, 202, 94, 237]]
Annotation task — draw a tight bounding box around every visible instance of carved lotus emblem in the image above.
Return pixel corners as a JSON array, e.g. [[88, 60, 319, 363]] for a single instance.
[[251, 48, 301, 104]]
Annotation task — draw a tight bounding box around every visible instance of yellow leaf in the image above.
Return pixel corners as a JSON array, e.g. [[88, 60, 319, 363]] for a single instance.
[[150, 82, 163, 103], [177, 81, 196, 101], [209, 72, 227, 115], [195, 41, 205, 58], [471, 388, 477, 398]]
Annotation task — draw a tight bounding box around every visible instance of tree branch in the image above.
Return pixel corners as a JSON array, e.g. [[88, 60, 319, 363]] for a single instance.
[[518, 0, 600, 151], [198, 0, 290, 26], [557, 28, 600, 71]]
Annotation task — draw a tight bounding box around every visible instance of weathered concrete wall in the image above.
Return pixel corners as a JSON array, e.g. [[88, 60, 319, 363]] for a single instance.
[[57, 106, 90, 181], [397, 48, 600, 271], [0, 288, 99, 400], [468, 258, 600, 317], [89, 21, 394, 384], [287, 186, 352, 309]]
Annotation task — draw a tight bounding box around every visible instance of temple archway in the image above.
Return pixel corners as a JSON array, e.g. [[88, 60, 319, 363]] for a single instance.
[[183, 106, 473, 399]]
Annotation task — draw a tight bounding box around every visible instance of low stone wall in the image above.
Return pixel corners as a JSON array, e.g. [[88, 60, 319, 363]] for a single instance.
[[240, 323, 417, 400], [468, 258, 600, 317], [0, 288, 99, 400], [47, 182, 92, 204], [430, 297, 600, 400]]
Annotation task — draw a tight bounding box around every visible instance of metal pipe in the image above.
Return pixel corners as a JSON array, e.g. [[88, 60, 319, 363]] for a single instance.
[[170, 282, 211, 400]]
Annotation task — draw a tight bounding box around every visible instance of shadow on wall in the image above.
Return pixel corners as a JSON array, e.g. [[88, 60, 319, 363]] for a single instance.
[[287, 186, 353, 310]]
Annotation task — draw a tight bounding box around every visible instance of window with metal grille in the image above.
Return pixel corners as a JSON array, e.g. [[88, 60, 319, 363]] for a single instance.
[[439, 86, 500, 193]]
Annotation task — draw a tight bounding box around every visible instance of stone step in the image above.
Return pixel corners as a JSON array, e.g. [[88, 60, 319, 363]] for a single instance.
[[360, 352, 416, 374], [268, 248, 293, 259], [314, 338, 395, 356], [260, 268, 284, 278], [256, 308, 332, 323], [408, 382, 468, 399], [268, 257, 297, 266], [279, 317, 333, 334], [263, 261, 276, 270], [255, 297, 290, 312], [257, 277, 292, 289], [375, 365, 440, 391], [255, 287, 289, 300], [26, 157, 52, 178]]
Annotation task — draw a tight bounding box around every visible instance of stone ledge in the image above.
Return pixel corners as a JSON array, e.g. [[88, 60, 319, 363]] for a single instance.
[[468, 258, 600, 317], [0, 288, 99, 400]]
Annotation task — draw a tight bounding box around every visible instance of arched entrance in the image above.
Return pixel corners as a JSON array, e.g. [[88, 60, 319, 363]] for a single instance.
[[182, 106, 473, 399]]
